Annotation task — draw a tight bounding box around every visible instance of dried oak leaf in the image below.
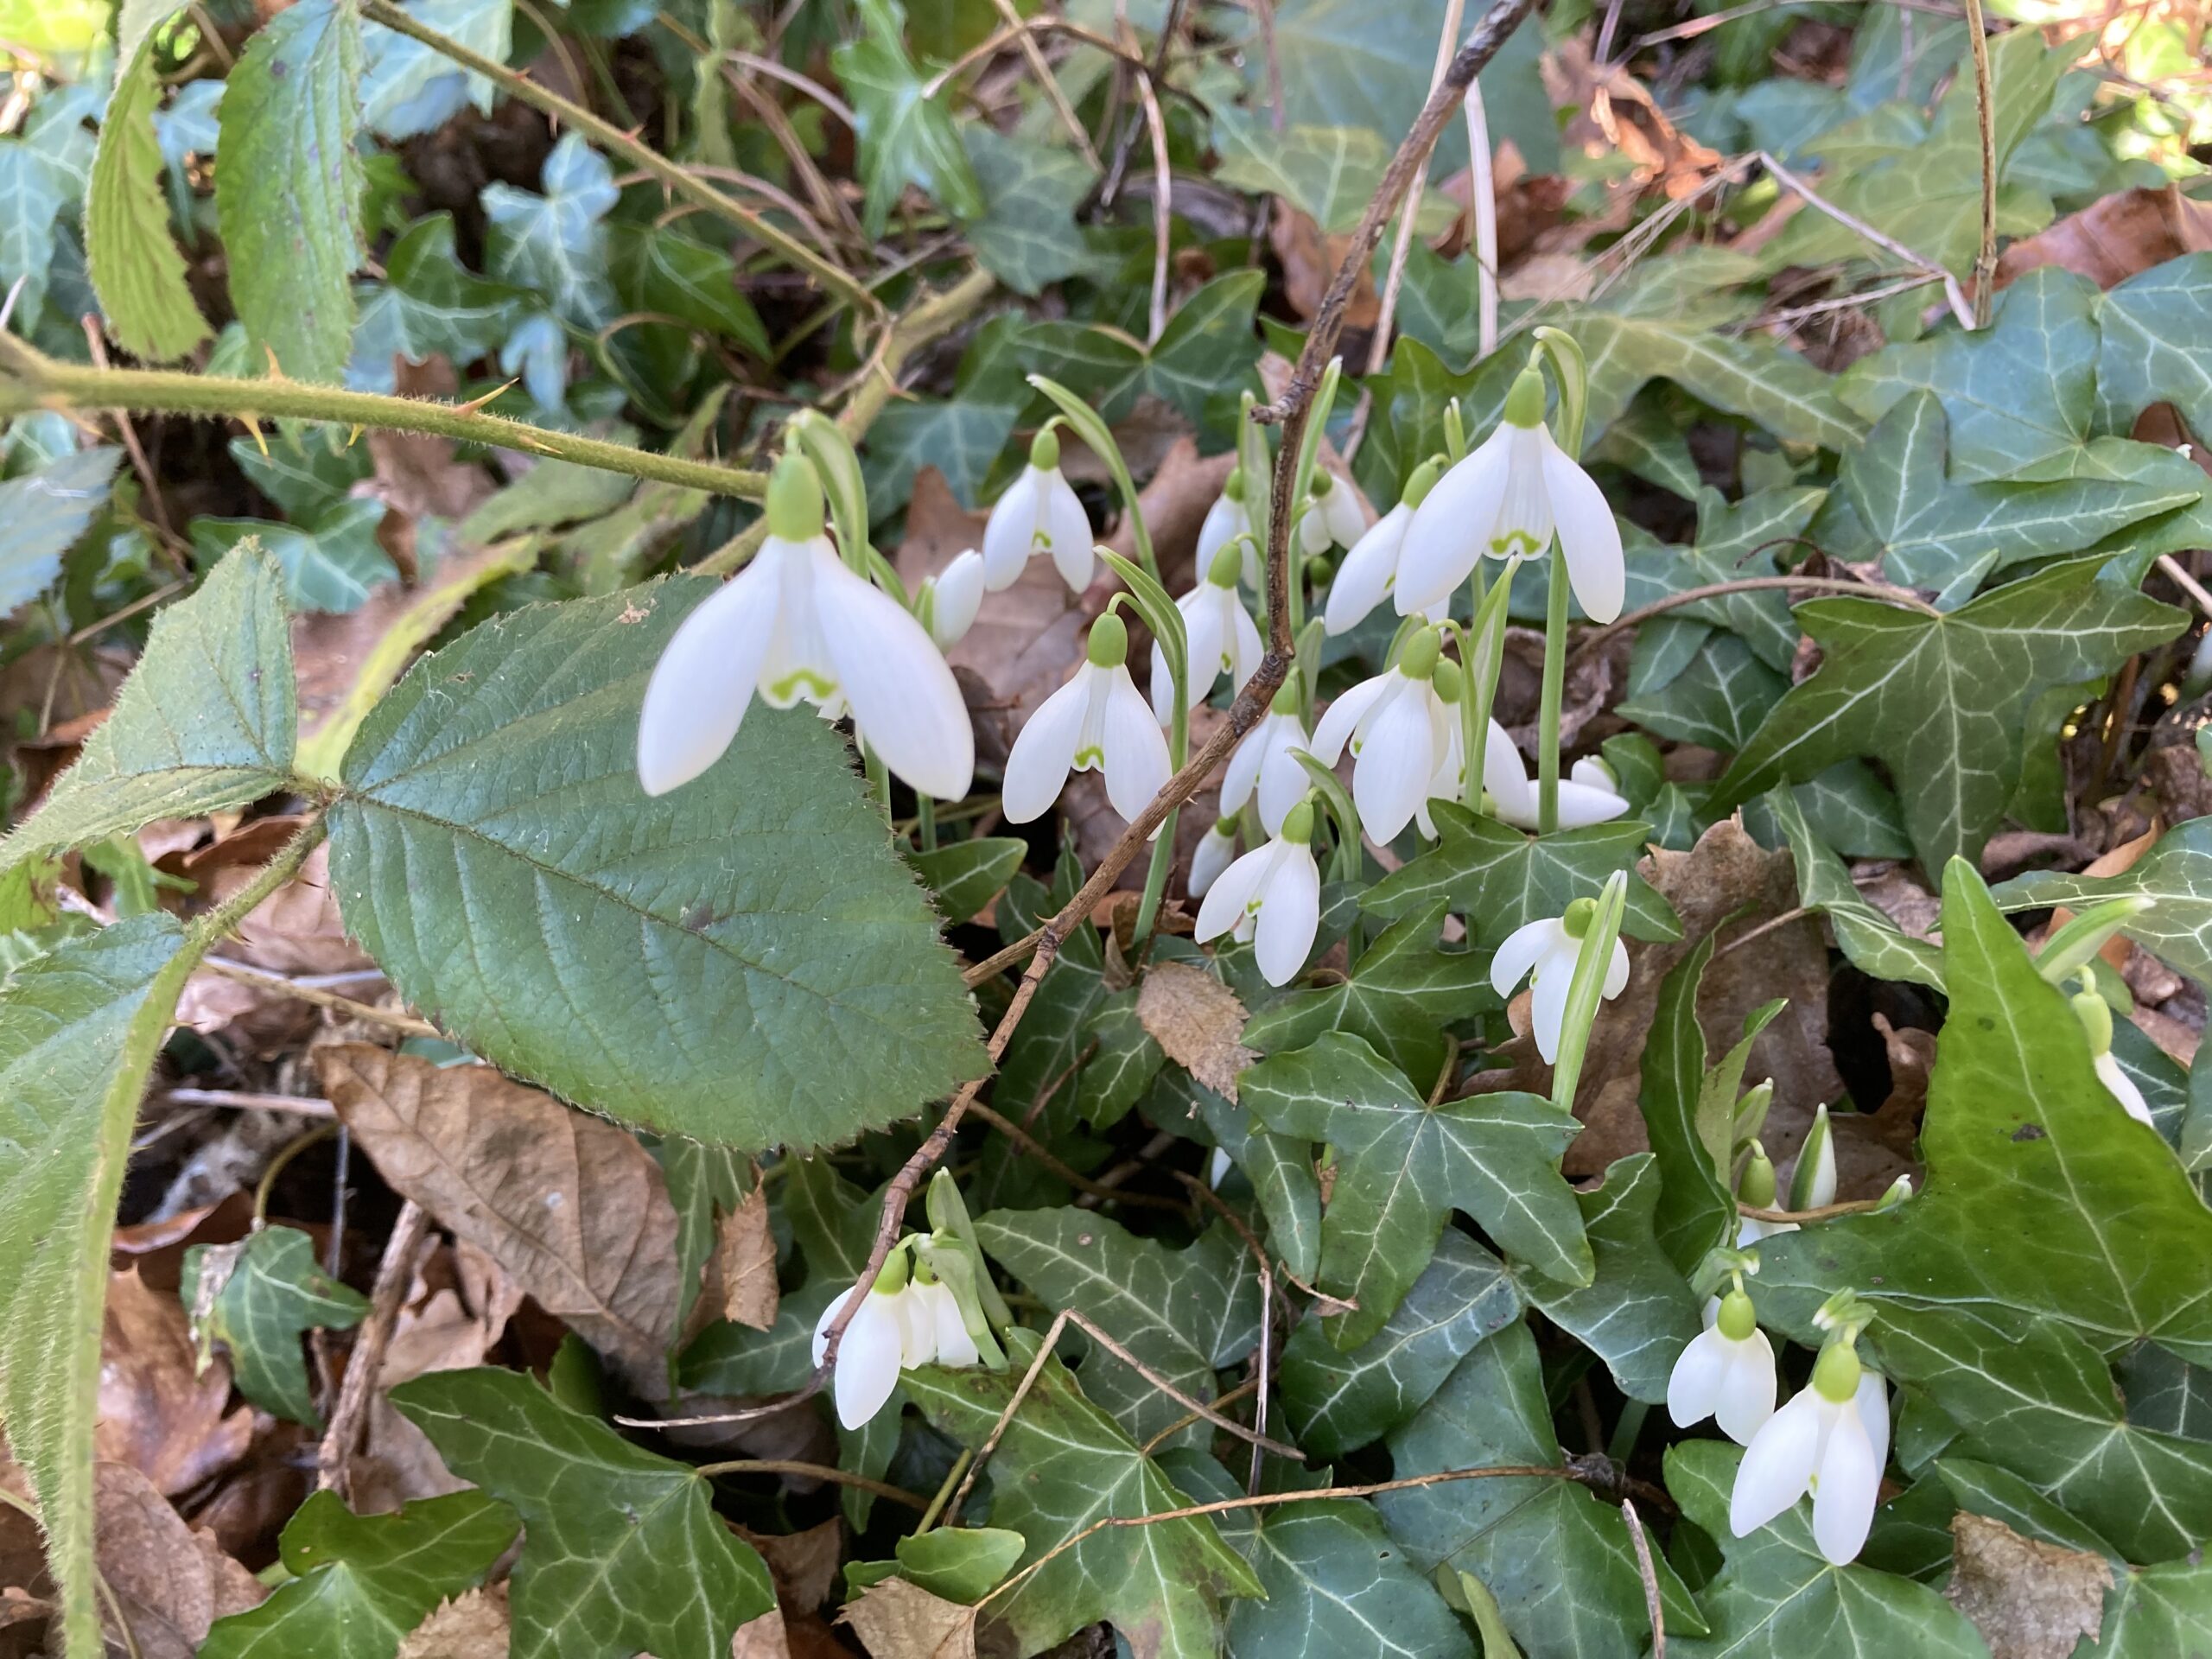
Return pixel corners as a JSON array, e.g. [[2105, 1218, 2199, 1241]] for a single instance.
[[97, 1268, 256, 1499], [734, 1518, 843, 1616], [1943, 1513, 2111, 1659], [1136, 960, 1256, 1102]]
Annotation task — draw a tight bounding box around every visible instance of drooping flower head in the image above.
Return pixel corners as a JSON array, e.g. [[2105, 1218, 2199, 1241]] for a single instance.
[[2073, 988, 2156, 1128], [1001, 610, 1172, 829], [1394, 367, 1624, 624], [810, 1243, 984, 1430], [1669, 1275, 1777, 1446], [638, 454, 974, 802], [1197, 466, 1260, 594], [1730, 1332, 1885, 1566], [1222, 681, 1314, 837], [982, 427, 1095, 594], [1308, 626, 1455, 846], [1481, 724, 1630, 831], [1154, 538, 1263, 720], [1299, 467, 1369, 556], [1324, 460, 1451, 635], [916, 550, 986, 650], [1190, 816, 1240, 899], [1491, 893, 1632, 1064], [1195, 798, 1323, 986]]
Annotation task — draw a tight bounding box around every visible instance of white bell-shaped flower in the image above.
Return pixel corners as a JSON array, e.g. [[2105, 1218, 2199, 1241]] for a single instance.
[[2094, 1051, 2155, 1127], [907, 1274, 980, 1369], [1154, 540, 1263, 720], [1222, 684, 1314, 836], [982, 427, 1095, 593], [1789, 1105, 1839, 1210], [1299, 468, 1368, 556], [810, 1268, 927, 1432], [1731, 1339, 1885, 1566], [639, 456, 975, 803], [917, 550, 986, 649], [1190, 817, 1239, 899], [1195, 800, 1323, 987], [1208, 1145, 1234, 1188], [1491, 896, 1631, 1064], [1395, 368, 1624, 624], [1308, 627, 1455, 846], [1669, 1283, 1777, 1446], [1324, 462, 1452, 634], [1197, 467, 1261, 593], [1480, 724, 1631, 831], [1002, 612, 1172, 828]]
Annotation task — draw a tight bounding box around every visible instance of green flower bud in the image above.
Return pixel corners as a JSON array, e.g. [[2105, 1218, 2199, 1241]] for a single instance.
[[1717, 1287, 1758, 1342], [1087, 611, 1130, 668], [1561, 895, 1598, 938], [873, 1245, 912, 1294], [1503, 367, 1547, 429], [1030, 426, 1061, 471], [1811, 1338, 1863, 1403], [1432, 658, 1464, 704], [1402, 459, 1441, 511], [1207, 537, 1246, 588], [1281, 800, 1316, 844], [1271, 680, 1302, 716], [765, 454, 826, 542], [1738, 1141, 1777, 1210], [1224, 466, 1246, 504], [1399, 626, 1442, 680], [1309, 469, 1334, 499]]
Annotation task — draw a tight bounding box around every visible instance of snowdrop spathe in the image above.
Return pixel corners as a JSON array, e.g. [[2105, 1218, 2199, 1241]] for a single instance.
[[1395, 368, 1624, 624], [1480, 722, 1630, 831], [1308, 627, 1454, 845], [1491, 894, 1631, 1064], [1730, 1338, 1887, 1566], [1154, 540, 1263, 720], [638, 455, 974, 802], [982, 427, 1095, 594], [1669, 1280, 1777, 1446], [810, 1250, 980, 1431], [1001, 612, 1172, 828], [1195, 799, 1323, 987], [916, 550, 986, 650], [1222, 683, 1315, 837], [1324, 461, 1450, 635]]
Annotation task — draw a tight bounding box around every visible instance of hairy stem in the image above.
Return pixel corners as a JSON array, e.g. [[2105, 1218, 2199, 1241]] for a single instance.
[[1961, 0, 1998, 325]]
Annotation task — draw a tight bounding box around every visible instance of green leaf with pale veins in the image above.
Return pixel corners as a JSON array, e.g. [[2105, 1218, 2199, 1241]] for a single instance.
[[1993, 814, 2212, 988], [2088, 1556, 2212, 1657], [960, 126, 1097, 296], [1166, 1452, 1477, 1659], [1765, 786, 1943, 988], [190, 499, 397, 613], [1619, 632, 1787, 753], [0, 446, 123, 616], [2098, 252, 2212, 447], [216, 0, 365, 383], [3, 543, 296, 865], [1276, 1229, 1521, 1459], [1363, 806, 1681, 947], [1662, 1442, 1987, 1657], [350, 213, 522, 391], [183, 1224, 368, 1426], [0, 142, 67, 328], [359, 0, 512, 140], [1214, 117, 1449, 236], [390, 1366, 775, 1659], [1571, 307, 1866, 453], [974, 1208, 1261, 1450], [200, 1491, 518, 1659], [1380, 1319, 1706, 1657], [87, 28, 209, 362], [657, 1135, 751, 1338], [1709, 556, 2183, 873], [1641, 925, 1747, 1271], [1620, 486, 1826, 677], [1243, 1033, 1590, 1346], [860, 396, 1020, 514], [899, 1329, 1262, 1659], [326, 581, 986, 1149], [1192, 1081, 1321, 1284], [834, 0, 983, 238], [483, 131, 618, 327]]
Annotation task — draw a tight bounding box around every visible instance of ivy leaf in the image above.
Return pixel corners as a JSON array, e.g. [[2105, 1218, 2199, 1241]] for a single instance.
[[1710, 556, 2183, 873], [1742, 759, 1913, 862], [1571, 308, 1866, 453], [216, 0, 365, 383], [974, 1208, 1261, 1450], [1242, 899, 1488, 1087], [199, 1490, 518, 1659], [1508, 1154, 1700, 1404], [1640, 925, 1749, 1271], [1992, 815, 2212, 988], [326, 582, 986, 1149], [1381, 1319, 1707, 1656], [1165, 1452, 1478, 1659], [890, 1526, 1028, 1601], [1139, 270, 1268, 428], [1764, 786, 1943, 988], [606, 218, 771, 359], [0, 446, 122, 616], [190, 499, 397, 613], [1662, 1442, 1987, 1657], [0, 142, 67, 329], [3, 544, 296, 865], [483, 131, 619, 327], [391, 1366, 775, 1659], [1276, 1229, 1521, 1459], [899, 1328, 1263, 1658], [961, 126, 1097, 296], [87, 29, 209, 362], [360, 0, 513, 141], [2085, 1556, 2212, 1656], [1620, 632, 1788, 753], [657, 1135, 751, 1338], [1621, 487, 1826, 677], [2096, 252, 2212, 448], [183, 1224, 369, 1426], [985, 855, 1111, 1140], [1243, 1032, 1590, 1345], [1191, 1078, 1322, 1284], [1214, 118, 1446, 235], [860, 396, 1020, 514], [349, 213, 522, 391], [1363, 806, 1681, 948], [834, 0, 983, 238]]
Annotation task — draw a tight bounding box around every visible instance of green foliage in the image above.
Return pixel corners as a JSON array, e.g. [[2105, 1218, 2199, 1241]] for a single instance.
[[909, 836, 1028, 919], [962, 127, 1097, 296], [183, 1226, 370, 1426], [87, 25, 210, 362], [835, 0, 984, 238], [1363, 807, 1681, 946], [191, 499, 397, 613], [200, 1491, 519, 1659], [350, 213, 523, 391], [0, 446, 122, 616], [1994, 814, 2212, 988], [482, 131, 618, 327], [391, 1366, 776, 1658], [327, 582, 986, 1148]]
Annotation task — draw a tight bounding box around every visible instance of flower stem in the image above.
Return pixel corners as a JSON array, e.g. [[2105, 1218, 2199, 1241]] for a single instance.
[[917, 793, 938, 852], [1537, 548, 1569, 833], [1131, 678, 1190, 947]]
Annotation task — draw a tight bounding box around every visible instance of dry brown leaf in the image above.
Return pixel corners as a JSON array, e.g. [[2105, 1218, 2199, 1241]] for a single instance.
[[715, 1183, 779, 1332], [397, 1584, 512, 1659], [175, 841, 377, 1047], [1996, 184, 2212, 291], [730, 1608, 791, 1659], [315, 1045, 682, 1398], [97, 1268, 256, 1499], [1270, 200, 1379, 327], [1544, 38, 1722, 200], [1853, 863, 1941, 943], [736, 1519, 843, 1616], [1136, 961, 1255, 1102], [840, 1578, 980, 1659], [1944, 1513, 2112, 1659], [54, 1462, 265, 1659]]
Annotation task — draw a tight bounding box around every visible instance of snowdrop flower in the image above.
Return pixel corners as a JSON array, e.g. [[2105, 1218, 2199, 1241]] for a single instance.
[[1479, 723, 1630, 831], [1191, 817, 1240, 899], [1395, 367, 1624, 624], [1308, 626, 1454, 845], [1789, 1105, 1838, 1211], [916, 550, 986, 650], [1208, 1146, 1234, 1188], [1196, 799, 1323, 987], [1222, 683, 1314, 836], [1491, 894, 1630, 1064], [639, 456, 974, 802], [1002, 612, 1172, 828], [1324, 461, 1451, 634], [1731, 1338, 1885, 1566], [2074, 990, 2156, 1127], [1669, 1279, 1777, 1446], [1197, 467, 1261, 593], [1299, 468, 1368, 556], [810, 1257, 933, 1431], [1154, 541, 1263, 720], [982, 427, 1095, 593], [906, 1273, 980, 1369]]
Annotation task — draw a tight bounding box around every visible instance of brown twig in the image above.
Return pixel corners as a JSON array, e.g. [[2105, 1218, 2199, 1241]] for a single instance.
[[1755, 150, 1975, 331], [318, 1200, 431, 1501], [1738, 1198, 1886, 1224], [1624, 1498, 1665, 1658], [990, 0, 1103, 168], [690, 1459, 929, 1509], [1961, 0, 1998, 324], [963, 1097, 1190, 1212], [201, 957, 440, 1038]]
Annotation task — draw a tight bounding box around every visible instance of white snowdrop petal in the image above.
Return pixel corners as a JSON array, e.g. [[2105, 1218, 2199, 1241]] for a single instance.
[[1541, 436, 1625, 624], [1325, 505, 1408, 635], [1554, 778, 1632, 830], [1191, 825, 1237, 899], [1299, 504, 1333, 556], [1604, 938, 1631, 1000], [1490, 918, 1560, 999], [1101, 669, 1173, 824], [893, 1283, 938, 1368], [928, 550, 986, 648], [2094, 1050, 2156, 1126], [833, 1294, 907, 1430], [1170, 590, 1227, 717], [1396, 429, 1511, 614], [1222, 723, 1267, 814], [1310, 674, 1391, 765], [1001, 672, 1092, 822], [1715, 1332, 1779, 1445], [1351, 683, 1437, 844], [1252, 843, 1321, 987], [1227, 597, 1265, 691], [1668, 1326, 1729, 1427], [1731, 1390, 1824, 1536], [1857, 1372, 1891, 1468], [1208, 1146, 1233, 1188], [1482, 721, 1539, 828], [1043, 474, 1096, 591], [636, 561, 779, 795], [930, 1287, 980, 1369], [821, 552, 975, 801], [1323, 474, 1369, 547], [1257, 733, 1313, 838], [1195, 842, 1272, 943], [810, 1284, 858, 1368], [1530, 957, 1573, 1065], [982, 468, 1042, 590], [1811, 1414, 1881, 1566]]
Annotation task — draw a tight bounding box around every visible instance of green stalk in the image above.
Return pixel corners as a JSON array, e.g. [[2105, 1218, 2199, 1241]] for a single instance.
[[917, 794, 938, 851], [1536, 553, 1570, 834], [1549, 872, 1626, 1115], [1463, 557, 1518, 811]]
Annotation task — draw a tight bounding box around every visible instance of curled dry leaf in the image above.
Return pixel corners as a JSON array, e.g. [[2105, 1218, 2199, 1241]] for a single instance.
[[314, 1045, 682, 1399], [1995, 184, 2212, 291], [838, 1576, 979, 1659], [96, 1268, 256, 1499], [688, 1180, 779, 1344], [1943, 1513, 2111, 1659], [1136, 959, 1256, 1103]]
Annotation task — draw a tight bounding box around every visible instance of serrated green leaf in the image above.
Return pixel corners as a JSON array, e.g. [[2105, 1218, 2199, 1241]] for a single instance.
[[1992, 815, 2212, 988], [1276, 1229, 1520, 1459], [200, 1490, 518, 1659], [834, 0, 983, 238], [1710, 556, 2183, 873], [3, 545, 296, 864], [183, 1224, 368, 1426], [391, 1366, 775, 1659], [326, 582, 986, 1149], [1662, 1441, 1986, 1657], [899, 1328, 1263, 1658], [349, 213, 523, 391], [1363, 805, 1681, 946], [0, 446, 122, 617], [191, 499, 397, 613], [1380, 1319, 1706, 1656], [973, 1208, 1260, 1449], [87, 31, 209, 362], [961, 126, 1097, 296], [216, 0, 365, 384], [1764, 786, 1943, 988], [1243, 1033, 1589, 1345], [483, 131, 618, 327]]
